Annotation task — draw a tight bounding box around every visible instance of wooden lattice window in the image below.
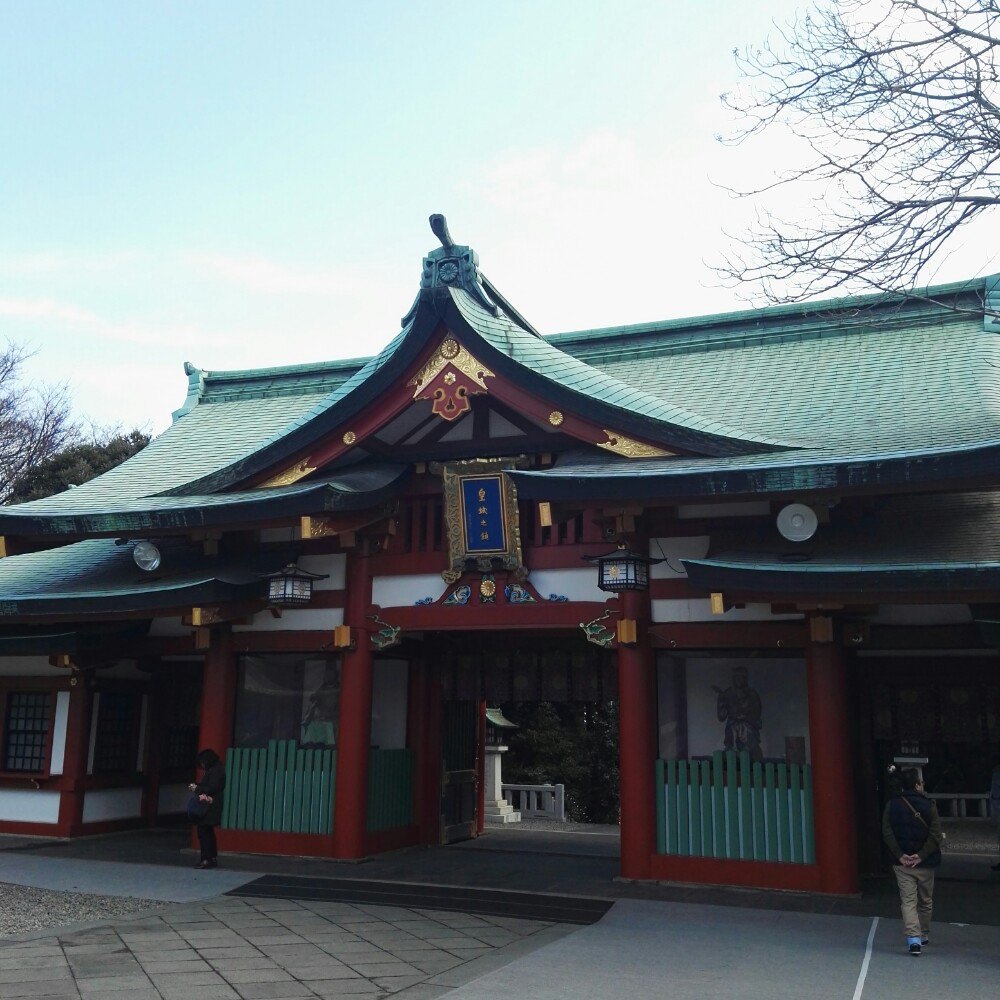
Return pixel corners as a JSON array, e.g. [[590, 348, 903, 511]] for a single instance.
[[93, 692, 138, 774], [4, 692, 52, 773]]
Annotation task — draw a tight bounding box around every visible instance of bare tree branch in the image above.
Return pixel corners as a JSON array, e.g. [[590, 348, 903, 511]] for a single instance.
[[0, 340, 79, 504], [718, 0, 1000, 303]]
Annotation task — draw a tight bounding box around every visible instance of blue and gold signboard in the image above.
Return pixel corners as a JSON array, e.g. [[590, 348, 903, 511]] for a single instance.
[[441, 459, 525, 582], [460, 475, 507, 554]]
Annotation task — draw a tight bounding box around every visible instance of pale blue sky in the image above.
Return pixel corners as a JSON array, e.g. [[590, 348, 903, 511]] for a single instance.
[[2, 1, 994, 432]]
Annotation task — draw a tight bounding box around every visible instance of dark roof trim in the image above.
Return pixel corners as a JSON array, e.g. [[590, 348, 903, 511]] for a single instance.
[[682, 557, 1000, 595], [0, 465, 410, 538], [508, 440, 1000, 502]]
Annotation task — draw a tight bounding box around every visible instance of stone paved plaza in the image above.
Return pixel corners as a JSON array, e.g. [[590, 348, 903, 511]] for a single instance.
[[0, 895, 571, 1000]]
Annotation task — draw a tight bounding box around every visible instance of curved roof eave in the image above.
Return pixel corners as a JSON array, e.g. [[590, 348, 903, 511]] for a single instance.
[[0, 464, 409, 538], [507, 439, 1000, 502]]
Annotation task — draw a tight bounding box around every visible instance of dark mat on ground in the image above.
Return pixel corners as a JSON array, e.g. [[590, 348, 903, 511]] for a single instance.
[[227, 873, 614, 924]]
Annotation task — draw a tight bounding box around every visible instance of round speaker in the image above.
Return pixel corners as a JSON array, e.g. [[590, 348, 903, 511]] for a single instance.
[[776, 503, 818, 542]]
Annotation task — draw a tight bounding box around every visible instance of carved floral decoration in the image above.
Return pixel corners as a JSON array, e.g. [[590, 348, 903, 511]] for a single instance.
[[410, 337, 494, 422]]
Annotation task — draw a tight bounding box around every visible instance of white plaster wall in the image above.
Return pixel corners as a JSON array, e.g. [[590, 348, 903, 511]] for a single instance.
[[82, 787, 143, 823], [233, 608, 344, 632], [871, 604, 973, 626], [49, 691, 70, 776], [526, 568, 608, 603], [148, 617, 190, 637], [649, 536, 711, 578], [298, 553, 346, 590], [652, 599, 803, 623], [677, 501, 771, 519], [100, 660, 146, 680], [0, 657, 67, 678], [260, 527, 297, 543], [157, 783, 191, 816], [0, 789, 60, 824], [371, 659, 408, 750], [372, 574, 447, 608]]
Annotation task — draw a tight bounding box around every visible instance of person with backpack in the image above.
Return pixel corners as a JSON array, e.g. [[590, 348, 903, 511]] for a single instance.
[[188, 748, 226, 870], [882, 768, 942, 956]]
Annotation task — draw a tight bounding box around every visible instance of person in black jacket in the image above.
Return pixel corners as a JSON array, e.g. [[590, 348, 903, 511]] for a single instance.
[[882, 768, 942, 956], [189, 748, 226, 870]]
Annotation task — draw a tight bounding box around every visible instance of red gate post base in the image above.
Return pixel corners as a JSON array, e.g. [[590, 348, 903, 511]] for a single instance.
[[617, 587, 657, 880], [332, 550, 374, 860], [807, 626, 859, 894]]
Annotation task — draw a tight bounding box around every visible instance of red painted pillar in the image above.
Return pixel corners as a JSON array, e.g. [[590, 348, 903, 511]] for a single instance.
[[57, 679, 93, 837], [332, 549, 374, 859], [196, 627, 236, 761], [807, 629, 859, 894], [617, 587, 657, 880]]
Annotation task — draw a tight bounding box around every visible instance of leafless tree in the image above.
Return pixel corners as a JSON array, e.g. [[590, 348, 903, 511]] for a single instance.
[[0, 341, 77, 504], [719, 1, 1000, 303]]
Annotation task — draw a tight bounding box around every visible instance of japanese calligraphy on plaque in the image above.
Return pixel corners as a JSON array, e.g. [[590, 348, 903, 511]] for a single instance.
[[440, 458, 526, 584]]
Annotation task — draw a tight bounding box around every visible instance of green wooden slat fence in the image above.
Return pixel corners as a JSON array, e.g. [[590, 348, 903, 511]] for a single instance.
[[367, 748, 415, 832], [657, 752, 815, 864], [223, 741, 336, 835], [222, 742, 416, 837]]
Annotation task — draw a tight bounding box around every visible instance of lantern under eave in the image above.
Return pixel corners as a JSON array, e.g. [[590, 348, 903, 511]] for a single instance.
[[583, 544, 661, 593], [263, 563, 328, 607]]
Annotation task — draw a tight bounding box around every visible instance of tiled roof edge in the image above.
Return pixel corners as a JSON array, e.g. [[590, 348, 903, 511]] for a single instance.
[[548, 275, 994, 356]]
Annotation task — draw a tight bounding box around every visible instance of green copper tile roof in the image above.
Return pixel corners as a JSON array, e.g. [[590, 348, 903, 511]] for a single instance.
[[681, 491, 1000, 593], [0, 465, 408, 536], [0, 537, 294, 616], [447, 288, 791, 453]]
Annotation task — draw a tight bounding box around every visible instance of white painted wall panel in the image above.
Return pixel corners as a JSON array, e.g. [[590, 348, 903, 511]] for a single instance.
[[298, 553, 346, 590], [871, 604, 972, 625], [372, 574, 447, 608], [0, 789, 60, 824], [0, 657, 66, 678], [652, 599, 802, 623], [649, 537, 710, 578], [49, 691, 70, 776], [677, 501, 771, 519], [82, 787, 143, 823], [371, 659, 408, 750], [526, 568, 608, 603], [233, 608, 344, 632]]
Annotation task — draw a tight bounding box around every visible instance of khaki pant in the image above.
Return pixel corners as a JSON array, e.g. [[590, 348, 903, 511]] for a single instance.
[[893, 865, 934, 939]]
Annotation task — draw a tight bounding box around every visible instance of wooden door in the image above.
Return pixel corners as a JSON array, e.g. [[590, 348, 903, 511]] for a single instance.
[[440, 699, 479, 843]]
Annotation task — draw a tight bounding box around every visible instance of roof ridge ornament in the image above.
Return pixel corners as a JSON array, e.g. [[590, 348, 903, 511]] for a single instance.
[[429, 213, 455, 250], [415, 213, 500, 317]]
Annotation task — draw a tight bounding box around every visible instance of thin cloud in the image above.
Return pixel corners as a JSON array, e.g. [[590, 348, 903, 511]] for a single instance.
[[183, 252, 378, 297]]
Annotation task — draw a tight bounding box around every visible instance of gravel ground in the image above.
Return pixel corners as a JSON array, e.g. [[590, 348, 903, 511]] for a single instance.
[[0, 881, 160, 938]]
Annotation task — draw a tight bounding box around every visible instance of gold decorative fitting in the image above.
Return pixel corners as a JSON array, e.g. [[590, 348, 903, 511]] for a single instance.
[[444, 372, 456, 385], [548, 410, 564, 427], [259, 459, 316, 488], [342, 430, 356, 446], [597, 430, 672, 459], [409, 337, 494, 397]]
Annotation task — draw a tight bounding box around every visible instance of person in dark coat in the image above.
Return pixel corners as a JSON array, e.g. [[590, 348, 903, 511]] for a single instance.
[[882, 767, 942, 956], [190, 748, 226, 869]]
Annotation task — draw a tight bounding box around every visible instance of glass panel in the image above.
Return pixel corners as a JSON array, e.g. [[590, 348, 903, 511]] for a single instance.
[[233, 654, 340, 749], [3, 692, 52, 772]]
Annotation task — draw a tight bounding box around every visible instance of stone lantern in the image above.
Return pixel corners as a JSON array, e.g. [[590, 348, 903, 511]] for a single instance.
[[483, 708, 521, 826]]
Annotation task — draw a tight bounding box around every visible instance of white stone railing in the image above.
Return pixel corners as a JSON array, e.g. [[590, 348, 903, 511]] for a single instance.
[[927, 792, 990, 818], [502, 783, 566, 821]]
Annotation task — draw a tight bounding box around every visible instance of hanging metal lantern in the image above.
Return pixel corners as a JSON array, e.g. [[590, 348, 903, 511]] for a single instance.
[[263, 563, 327, 607], [583, 544, 660, 593]]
